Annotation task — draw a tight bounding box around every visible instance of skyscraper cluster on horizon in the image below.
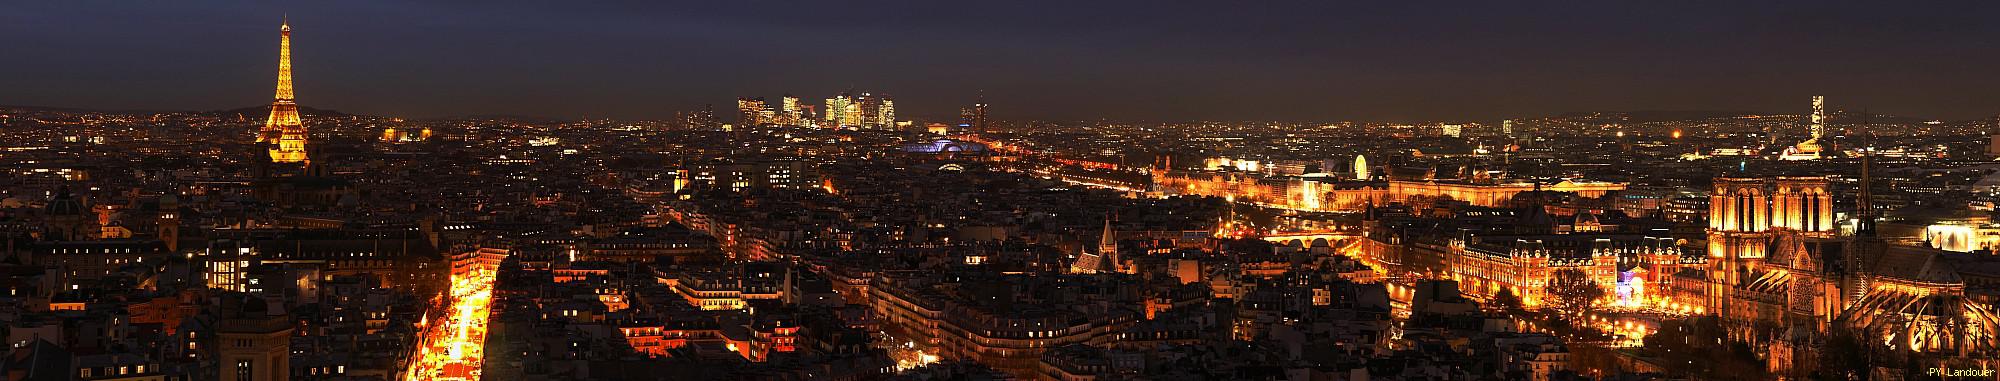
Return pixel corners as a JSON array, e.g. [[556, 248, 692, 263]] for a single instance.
[[736, 92, 897, 129]]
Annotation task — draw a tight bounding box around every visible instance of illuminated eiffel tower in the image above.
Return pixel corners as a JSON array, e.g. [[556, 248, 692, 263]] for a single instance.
[[263, 18, 309, 163]]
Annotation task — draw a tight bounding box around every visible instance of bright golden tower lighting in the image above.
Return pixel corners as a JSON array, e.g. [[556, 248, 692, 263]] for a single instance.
[[265, 18, 310, 163]]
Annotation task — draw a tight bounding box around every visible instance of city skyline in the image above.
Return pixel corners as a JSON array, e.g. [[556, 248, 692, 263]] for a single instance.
[[8, 2, 2000, 122], [6, 4, 2000, 381]]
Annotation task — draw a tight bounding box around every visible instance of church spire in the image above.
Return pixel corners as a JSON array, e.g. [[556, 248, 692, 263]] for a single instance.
[[1099, 213, 1122, 273], [1856, 150, 1877, 237]]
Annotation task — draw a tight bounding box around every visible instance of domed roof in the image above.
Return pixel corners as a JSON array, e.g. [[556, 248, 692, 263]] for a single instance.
[[1575, 211, 1600, 225], [243, 297, 269, 315], [45, 186, 83, 216]]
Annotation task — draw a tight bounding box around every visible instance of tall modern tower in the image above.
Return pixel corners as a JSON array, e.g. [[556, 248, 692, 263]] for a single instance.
[[972, 101, 988, 135], [780, 95, 802, 126], [265, 20, 309, 164], [736, 97, 770, 126], [824, 94, 856, 128], [1809, 95, 1826, 141], [1780, 95, 1825, 160], [960, 99, 990, 135]]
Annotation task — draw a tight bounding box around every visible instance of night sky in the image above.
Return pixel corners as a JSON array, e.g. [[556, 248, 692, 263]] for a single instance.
[[7, 1, 2000, 122]]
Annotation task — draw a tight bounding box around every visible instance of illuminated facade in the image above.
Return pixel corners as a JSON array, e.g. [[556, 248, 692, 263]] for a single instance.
[[1447, 235, 1688, 309], [1358, 172, 2000, 371], [379, 127, 432, 143], [821, 92, 895, 129], [1701, 177, 1834, 316], [1769, 177, 1835, 235], [1388, 179, 1626, 208], [779, 94, 803, 125], [1691, 175, 1999, 369], [858, 94, 886, 128], [1923, 223, 2000, 252], [660, 272, 749, 311], [1152, 170, 1390, 212], [1353, 154, 1370, 180], [868, 273, 1140, 378], [824, 94, 854, 127], [265, 20, 309, 164], [877, 98, 895, 127], [737, 97, 771, 126]]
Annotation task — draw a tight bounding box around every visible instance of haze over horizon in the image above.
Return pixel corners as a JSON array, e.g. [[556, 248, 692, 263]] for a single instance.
[[6, 1, 2000, 122]]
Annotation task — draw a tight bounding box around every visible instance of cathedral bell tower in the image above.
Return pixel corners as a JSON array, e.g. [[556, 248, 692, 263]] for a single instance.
[[1707, 178, 1771, 312]]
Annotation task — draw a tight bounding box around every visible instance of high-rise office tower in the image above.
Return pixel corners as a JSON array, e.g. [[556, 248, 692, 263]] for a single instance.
[[972, 101, 988, 134], [780, 95, 802, 126], [1809, 95, 1826, 141], [687, 104, 718, 130], [736, 97, 770, 126], [265, 20, 309, 164], [680, 104, 719, 130], [884, 98, 900, 127], [857, 93, 883, 128], [825, 94, 855, 128], [842, 98, 863, 127], [960, 100, 990, 135], [1780, 95, 1827, 160]]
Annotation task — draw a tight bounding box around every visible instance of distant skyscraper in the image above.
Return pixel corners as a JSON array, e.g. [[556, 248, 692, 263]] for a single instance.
[[825, 94, 855, 128], [1780, 95, 1826, 160], [736, 97, 770, 126], [878, 98, 895, 128], [1440, 123, 1464, 138], [692, 104, 718, 130], [265, 20, 309, 164], [858, 93, 884, 128], [972, 101, 988, 134], [1810, 95, 1826, 141], [1501, 119, 1514, 137], [815, 92, 894, 129], [959, 100, 991, 135], [780, 95, 802, 126]]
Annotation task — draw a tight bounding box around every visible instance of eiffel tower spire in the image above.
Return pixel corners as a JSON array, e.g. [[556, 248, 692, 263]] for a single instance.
[[264, 18, 309, 163], [274, 17, 293, 101]]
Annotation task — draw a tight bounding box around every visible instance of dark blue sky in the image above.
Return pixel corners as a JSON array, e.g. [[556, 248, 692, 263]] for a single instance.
[[6, 1, 2000, 122]]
